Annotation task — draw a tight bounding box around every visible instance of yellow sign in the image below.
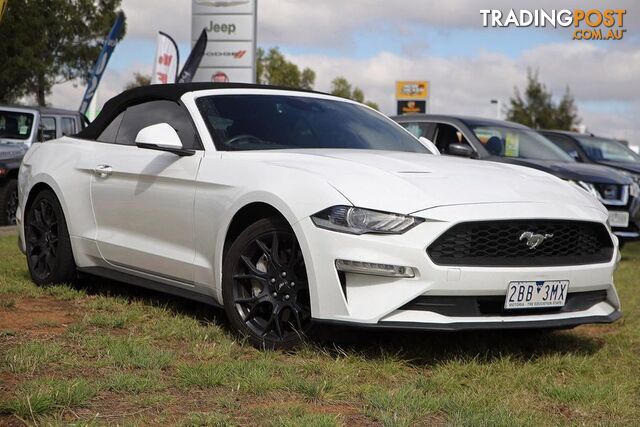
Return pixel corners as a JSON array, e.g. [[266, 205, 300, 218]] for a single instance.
[[395, 81, 428, 100], [505, 132, 519, 157], [0, 0, 8, 22]]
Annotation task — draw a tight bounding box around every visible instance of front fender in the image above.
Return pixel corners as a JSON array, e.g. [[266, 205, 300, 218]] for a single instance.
[[192, 154, 351, 302]]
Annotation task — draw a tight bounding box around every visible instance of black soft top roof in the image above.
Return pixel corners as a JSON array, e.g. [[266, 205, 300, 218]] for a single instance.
[[77, 82, 323, 140]]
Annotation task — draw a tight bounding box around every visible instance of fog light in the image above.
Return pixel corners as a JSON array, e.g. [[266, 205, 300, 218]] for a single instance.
[[335, 259, 415, 278]]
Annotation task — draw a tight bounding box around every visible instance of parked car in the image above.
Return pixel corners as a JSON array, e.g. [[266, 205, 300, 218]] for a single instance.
[[0, 105, 86, 146], [541, 130, 640, 181], [0, 106, 86, 224], [18, 83, 621, 349], [0, 143, 27, 225], [392, 114, 640, 245]]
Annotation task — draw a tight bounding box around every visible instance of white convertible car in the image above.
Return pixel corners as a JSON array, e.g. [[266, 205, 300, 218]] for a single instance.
[[17, 83, 621, 348]]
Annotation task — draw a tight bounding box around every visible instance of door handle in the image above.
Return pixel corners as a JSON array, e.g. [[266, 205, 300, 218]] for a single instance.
[[94, 164, 113, 178]]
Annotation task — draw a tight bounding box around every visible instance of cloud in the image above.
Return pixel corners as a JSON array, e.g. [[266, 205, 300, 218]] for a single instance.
[[44, 1, 639, 142], [118, 0, 638, 48], [120, 0, 190, 43], [288, 40, 640, 140], [48, 61, 152, 112], [258, 0, 638, 47]]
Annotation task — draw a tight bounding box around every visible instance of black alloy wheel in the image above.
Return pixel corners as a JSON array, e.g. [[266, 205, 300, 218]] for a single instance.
[[222, 217, 312, 349], [0, 179, 18, 226], [6, 186, 18, 225], [25, 190, 76, 285]]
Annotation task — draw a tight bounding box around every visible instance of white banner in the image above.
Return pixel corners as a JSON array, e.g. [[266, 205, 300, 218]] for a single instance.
[[151, 32, 179, 84]]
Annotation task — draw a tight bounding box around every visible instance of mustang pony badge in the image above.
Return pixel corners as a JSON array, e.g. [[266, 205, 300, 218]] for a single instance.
[[519, 231, 554, 249]]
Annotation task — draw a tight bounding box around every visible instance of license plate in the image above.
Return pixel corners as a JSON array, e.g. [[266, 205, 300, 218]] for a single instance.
[[608, 211, 629, 228], [504, 280, 569, 309]]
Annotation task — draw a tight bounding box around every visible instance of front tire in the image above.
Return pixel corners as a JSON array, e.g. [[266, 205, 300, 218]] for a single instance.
[[222, 217, 312, 350], [25, 190, 76, 286], [0, 179, 18, 226]]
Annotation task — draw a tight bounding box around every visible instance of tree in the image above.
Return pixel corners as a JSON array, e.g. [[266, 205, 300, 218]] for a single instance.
[[0, 0, 126, 106], [256, 47, 315, 90], [124, 72, 151, 91], [506, 69, 580, 130], [330, 77, 379, 110]]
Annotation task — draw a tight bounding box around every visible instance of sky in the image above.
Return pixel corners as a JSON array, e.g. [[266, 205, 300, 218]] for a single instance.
[[49, 0, 639, 143]]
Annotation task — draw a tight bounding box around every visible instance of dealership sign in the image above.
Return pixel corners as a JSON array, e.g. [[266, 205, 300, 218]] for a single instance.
[[191, 0, 256, 83], [396, 81, 429, 115], [480, 9, 627, 41]]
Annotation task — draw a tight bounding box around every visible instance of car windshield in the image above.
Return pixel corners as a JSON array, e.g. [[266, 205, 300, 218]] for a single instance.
[[574, 135, 640, 163], [196, 94, 429, 153], [469, 124, 574, 161], [0, 110, 34, 142]]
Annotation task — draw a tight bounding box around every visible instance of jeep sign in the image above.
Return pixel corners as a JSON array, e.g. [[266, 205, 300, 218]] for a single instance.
[[192, 14, 254, 41], [191, 0, 256, 83]]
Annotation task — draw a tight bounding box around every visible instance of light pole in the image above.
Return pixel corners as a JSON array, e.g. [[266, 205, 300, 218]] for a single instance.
[[490, 99, 501, 120]]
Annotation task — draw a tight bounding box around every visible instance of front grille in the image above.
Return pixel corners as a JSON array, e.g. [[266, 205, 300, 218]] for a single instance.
[[400, 290, 608, 317], [427, 220, 613, 267]]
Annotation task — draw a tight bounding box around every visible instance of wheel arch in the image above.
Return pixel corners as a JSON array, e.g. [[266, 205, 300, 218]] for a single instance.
[[23, 177, 71, 224], [22, 177, 78, 259], [222, 201, 289, 260], [213, 195, 314, 305]]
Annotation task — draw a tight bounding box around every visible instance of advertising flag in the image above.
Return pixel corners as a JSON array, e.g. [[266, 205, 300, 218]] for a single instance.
[[177, 29, 207, 83], [0, 0, 8, 22], [152, 31, 179, 84], [79, 11, 125, 115]]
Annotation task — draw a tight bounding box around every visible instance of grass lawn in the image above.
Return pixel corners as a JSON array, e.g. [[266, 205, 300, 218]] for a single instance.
[[0, 234, 639, 426]]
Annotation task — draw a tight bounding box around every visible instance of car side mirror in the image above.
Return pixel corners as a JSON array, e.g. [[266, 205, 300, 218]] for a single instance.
[[448, 143, 474, 158], [135, 123, 195, 156], [419, 137, 440, 155], [569, 151, 582, 162]]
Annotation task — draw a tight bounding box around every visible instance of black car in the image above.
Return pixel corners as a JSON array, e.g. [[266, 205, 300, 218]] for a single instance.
[[392, 114, 640, 244], [541, 130, 640, 179], [0, 143, 26, 225]]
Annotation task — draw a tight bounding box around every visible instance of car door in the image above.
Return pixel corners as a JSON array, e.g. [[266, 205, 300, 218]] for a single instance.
[[90, 100, 203, 284], [433, 122, 475, 155], [40, 116, 57, 141], [60, 116, 77, 137], [544, 133, 585, 162]]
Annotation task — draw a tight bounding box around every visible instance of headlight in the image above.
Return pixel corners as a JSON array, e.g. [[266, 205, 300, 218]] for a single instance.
[[569, 180, 601, 200], [618, 171, 640, 197], [311, 206, 424, 235]]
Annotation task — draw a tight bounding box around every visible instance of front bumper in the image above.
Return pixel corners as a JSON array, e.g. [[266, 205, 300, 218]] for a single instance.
[[16, 202, 26, 255], [293, 202, 621, 330], [606, 192, 640, 242], [318, 311, 622, 331]]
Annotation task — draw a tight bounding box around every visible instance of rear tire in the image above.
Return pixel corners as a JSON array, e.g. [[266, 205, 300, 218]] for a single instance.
[[25, 190, 76, 286], [222, 217, 312, 350], [0, 179, 18, 226]]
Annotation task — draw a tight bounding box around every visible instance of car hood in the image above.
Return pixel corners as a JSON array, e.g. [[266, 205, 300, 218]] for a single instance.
[[492, 157, 631, 185], [596, 160, 640, 176], [245, 149, 604, 214]]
